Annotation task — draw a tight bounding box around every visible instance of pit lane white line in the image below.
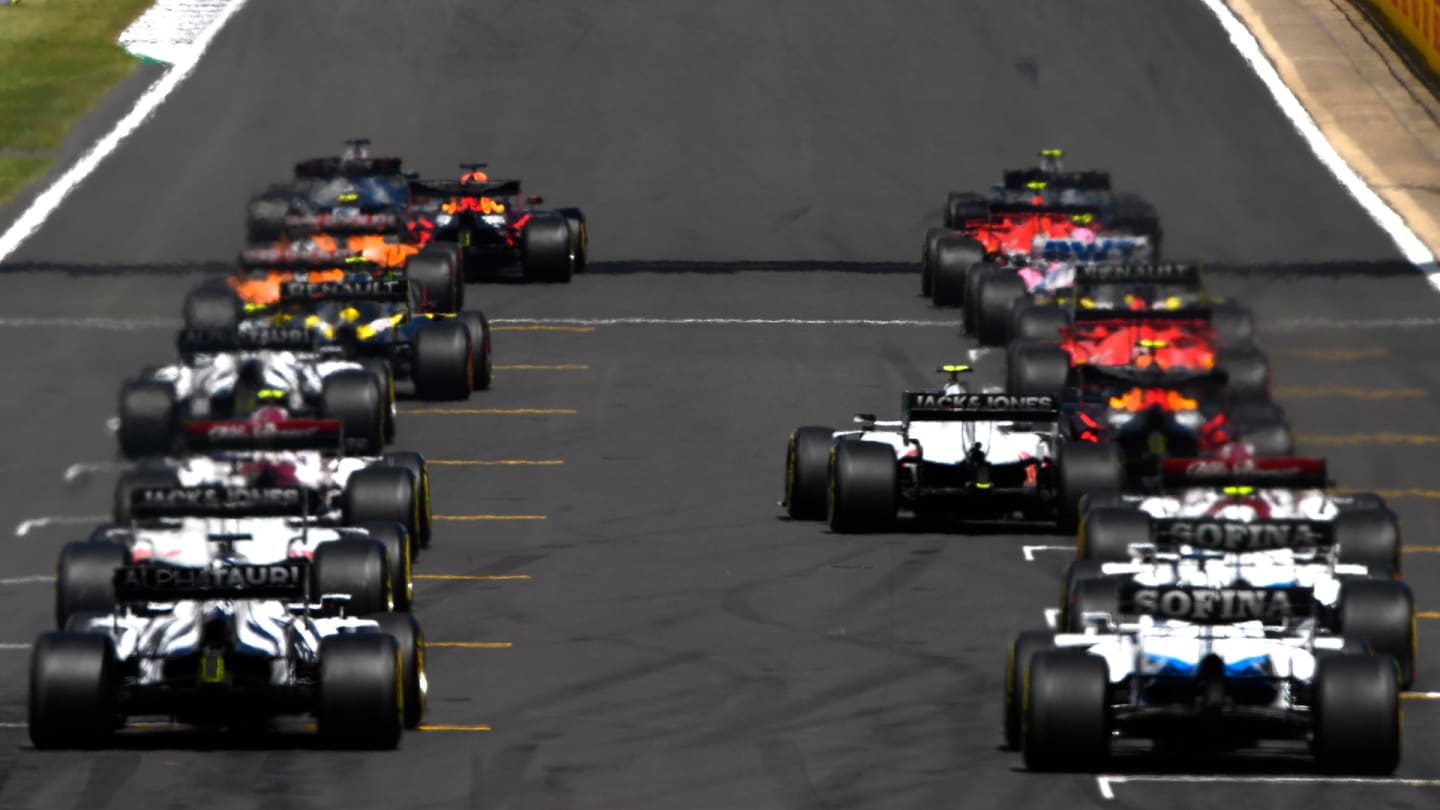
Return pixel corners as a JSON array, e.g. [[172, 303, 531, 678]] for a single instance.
[[1022, 544, 1074, 561], [1197, 0, 1439, 285], [0, 645, 30, 651], [63, 461, 121, 483], [491, 317, 963, 327], [0, 0, 252, 263], [1097, 774, 1440, 800], [0, 317, 180, 330], [0, 575, 55, 586], [15, 516, 108, 538]]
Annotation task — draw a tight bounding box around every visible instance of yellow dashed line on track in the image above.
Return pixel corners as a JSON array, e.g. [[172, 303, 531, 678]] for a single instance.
[[1403, 692, 1440, 700], [1419, 611, 1440, 619], [493, 364, 590, 370], [1270, 347, 1389, 361], [1297, 433, 1440, 446], [415, 574, 532, 581], [1274, 387, 1426, 400], [429, 459, 564, 466], [401, 408, 576, 415], [433, 514, 548, 521], [491, 325, 595, 333], [419, 724, 492, 731], [429, 642, 513, 649]]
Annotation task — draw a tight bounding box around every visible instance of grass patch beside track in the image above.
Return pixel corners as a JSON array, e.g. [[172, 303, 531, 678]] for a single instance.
[[0, 0, 154, 206]]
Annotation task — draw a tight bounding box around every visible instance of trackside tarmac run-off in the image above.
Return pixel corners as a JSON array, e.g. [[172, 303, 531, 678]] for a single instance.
[[3, 1, 1440, 808]]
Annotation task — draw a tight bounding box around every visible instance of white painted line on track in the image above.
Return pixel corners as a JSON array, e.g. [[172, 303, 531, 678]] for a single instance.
[[490, 317, 962, 327], [15, 516, 107, 538], [0, 0, 251, 263], [1043, 607, 1060, 630], [1197, 0, 1439, 285], [0, 575, 55, 586], [0, 317, 179, 330], [1022, 544, 1074, 562], [64, 461, 120, 483], [0, 644, 31, 651], [1267, 315, 1440, 332], [0, 723, 25, 730], [1097, 774, 1440, 800]]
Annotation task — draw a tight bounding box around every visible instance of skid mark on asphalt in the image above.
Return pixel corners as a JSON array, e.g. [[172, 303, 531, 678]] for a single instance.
[[1274, 386, 1425, 399]]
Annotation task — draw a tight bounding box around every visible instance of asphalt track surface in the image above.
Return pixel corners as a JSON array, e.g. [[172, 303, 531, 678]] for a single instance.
[[1, 1, 1439, 808]]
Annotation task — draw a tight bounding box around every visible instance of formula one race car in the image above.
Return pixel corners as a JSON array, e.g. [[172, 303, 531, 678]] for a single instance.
[[793, 385, 1125, 533], [62, 480, 410, 624], [117, 327, 392, 459], [942, 150, 1156, 230], [30, 558, 426, 749], [410, 169, 585, 283], [1054, 365, 1294, 482], [1004, 582, 1400, 774]]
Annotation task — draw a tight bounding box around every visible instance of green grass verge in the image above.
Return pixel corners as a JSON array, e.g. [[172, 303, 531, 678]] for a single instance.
[[0, 0, 156, 207]]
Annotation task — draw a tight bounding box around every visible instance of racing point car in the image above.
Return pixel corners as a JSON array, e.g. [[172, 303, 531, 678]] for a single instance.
[[30, 557, 426, 749], [1005, 265, 1269, 400], [1004, 582, 1401, 774], [1052, 365, 1294, 484], [409, 168, 585, 284], [112, 411, 431, 556], [248, 275, 492, 399], [117, 326, 393, 459], [63, 481, 412, 624], [796, 385, 1125, 533]]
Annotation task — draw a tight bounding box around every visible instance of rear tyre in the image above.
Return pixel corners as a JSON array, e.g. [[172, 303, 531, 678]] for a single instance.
[[920, 227, 948, 297], [365, 612, 427, 729], [1209, 301, 1255, 345], [1057, 443, 1125, 532], [1059, 559, 1107, 630], [827, 440, 897, 534], [559, 209, 588, 274], [931, 237, 983, 307], [322, 371, 385, 455], [360, 522, 413, 612], [1237, 419, 1293, 457], [1023, 651, 1110, 772], [313, 539, 392, 616], [117, 381, 177, 460], [55, 542, 129, 630], [944, 192, 989, 229], [28, 632, 116, 749], [975, 272, 1027, 346], [1333, 508, 1402, 575], [318, 634, 403, 749], [381, 451, 431, 547], [1065, 577, 1122, 632], [1337, 579, 1416, 689], [1004, 631, 1055, 750], [406, 246, 463, 313], [785, 426, 835, 520], [357, 358, 397, 444], [1312, 654, 1400, 774], [522, 215, 573, 283], [1006, 342, 1071, 400], [1216, 346, 1270, 401], [1079, 507, 1150, 563], [412, 322, 472, 400], [456, 311, 493, 392], [1011, 302, 1069, 342], [182, 285, 242, 332], [343, 466, 421, 553]]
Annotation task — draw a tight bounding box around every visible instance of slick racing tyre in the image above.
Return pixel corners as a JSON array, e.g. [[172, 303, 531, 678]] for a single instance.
[[182, 284, 242, 332], [1004, 630, 1055, 750], [558, 208, 588, 274], [1078, 507, 1150, 563], [407, 245, 463, 313], [381, 451, 432, 547], [343, 466, 421, 554], [244, 189, 292, 243], [1209, 301, 1256, 345], [1064, 577, 1121, 633], [785, 426, 835, 520], [1056, 442, 1125, 532], [1312, 654, 1401, 774], [117, 381, 177, 460], [1006, 341, 1070, 400], [111, 467, 180, 524], [360, 522, 413, 612], [1337, 579, 1415, 689], [365, 612, 427, 730], [1058, 559, 1106, 631], [1109, 193, 1162, 256], [1237, 419, 1294, 457], [1333, 508, 1402, 575], [1023, 651, 1110, 772], [313, 539, 392, 616], [930, 237, 983, 308], [920, 227, 948, 297], [975, 271, 1027, 346], [357, 358, 397, 444], [945, 192, 990, 229], [456, 311, 493, 392], [522, 215, 573, 283], [1010, 302, 1068, 343], [1215, 346, 1270, 401], [962, 263, 991, 336], [28, 632, 117, 749], [827, 440, 897, 534], [317, 633, 403, 750], [412, 321, 472, 400], [322, 370, 386, 455], [54, 541, 129, 629]]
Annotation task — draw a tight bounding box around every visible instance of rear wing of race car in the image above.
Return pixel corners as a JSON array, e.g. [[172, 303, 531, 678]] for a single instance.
[[904, 392, 1060, 422], [1117, 582, 1315, 625], [293, 156, 404, 179], [238, 247, 380, 272], [182, 418, 344, 452], [279, 277, 409, 303], [1032, 234, 1153, 263], [1149, 517, 1334, 552], [409, 178, 522, 199], [277, 212, 403, 235], [128, 485, 321, 520], [177, 326, 320, 354], [1072, 262, 1204, 292], [113, 561, 311, 602], [1158, 457, 1330, 489], [1001, 168, 1112, 192]]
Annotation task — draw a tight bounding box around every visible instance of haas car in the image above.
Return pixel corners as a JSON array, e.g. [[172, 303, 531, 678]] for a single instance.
[[31, 557, 426, 749], [1004, 581, 1400, 775], [784, 369, 1125, 532], [117, 326, 393, 459]]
